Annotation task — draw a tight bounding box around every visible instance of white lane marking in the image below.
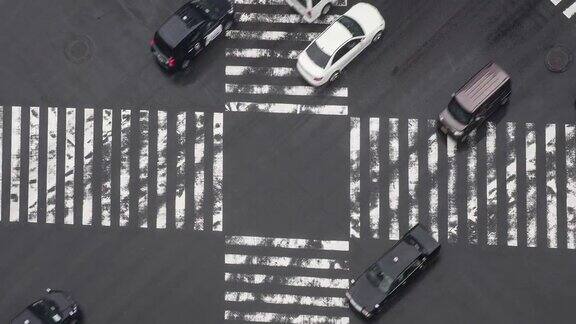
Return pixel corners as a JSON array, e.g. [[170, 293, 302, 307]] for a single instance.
[[566, 124, 576, 249], [10, 106, 21, 222], [119, 110, 131, 227], [46, 107, 58, 224], [224, 254, 347, 270], [505, 123, 517, 246], [64, 108, 76, 225], [225, 291, 347, 308], [427, 121, 439, 240], [526, 123, 537, 247], [28, 107, 40, 223], [232, 0, 347, 6], [408, 119, 419, 228], [369, 118, 380, 238], [101, 109, 113, 227], [225, 65, 297, 77], [224, 273, 349, 289], [226, 48, 300, 60], [466, 133, 478, 244], [213, 113, 224, 231], [0, 107, 3, 220], [545, 124, 557, 248], [550, 0, 562, 5], [224, 311, 349, 324], [83, 109, 94, 226], [389, 118, 400, 240], [226, 30, 319, 41], [157, 111, 168, 229], [236, 12, 338, 24], [175, 112, 186, 229], [564, 2, 576, 18], [447, 136, 458, 242], [226, 102, 348, 115], [225, 84, 348, 97], [225, 236, 349, 251], [350, 117, 361, 238], [486, 123, 498, 245], [138, 111, 149, 228], [194, 112, 205, 230]]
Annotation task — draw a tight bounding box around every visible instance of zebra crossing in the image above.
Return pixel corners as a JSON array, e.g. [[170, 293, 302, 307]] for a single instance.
[[349, 117, 576, 250], [223, 235, 350, 323], [225, 0, 350, 115], [0, 106, 223, 231], [550, 0, 576, 19]]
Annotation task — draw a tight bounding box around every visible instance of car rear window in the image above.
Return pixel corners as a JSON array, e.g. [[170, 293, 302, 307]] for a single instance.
[[154, 33, 175, 57], [448, 99, 472, 124], [306, 42, 331, 68], [337, 15, 364, 37]]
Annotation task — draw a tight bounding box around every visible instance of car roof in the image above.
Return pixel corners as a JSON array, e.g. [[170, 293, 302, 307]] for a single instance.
[[315, 20, 354, 55], [456, 62, 510, 113], [376, 240, 420, 279], [158, 3, 206, 48]]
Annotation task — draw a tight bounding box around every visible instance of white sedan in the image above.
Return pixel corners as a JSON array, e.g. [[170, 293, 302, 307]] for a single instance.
[[296, 2, 385, 87]]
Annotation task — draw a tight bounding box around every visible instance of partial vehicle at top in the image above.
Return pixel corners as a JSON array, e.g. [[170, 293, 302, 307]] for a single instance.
[[346, 224, 440, 319], [11, 288, 81, 324], [438, 62, 511, 140], [285, 0, 338, 23], [150, 0, 235, 71], [296, 2, 385, 86]]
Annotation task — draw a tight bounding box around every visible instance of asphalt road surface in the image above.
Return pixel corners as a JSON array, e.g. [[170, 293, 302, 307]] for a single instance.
[[1, 0, 576, 323]]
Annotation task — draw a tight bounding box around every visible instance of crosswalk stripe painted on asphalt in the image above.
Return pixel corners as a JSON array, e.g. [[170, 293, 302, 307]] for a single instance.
[[408, 119, 419, 228], [526, 123, 538, 247], [213, 113, 224, 231], [233, 0, 347, 5], [226, 65, 298, 77], [120, 110, 130, 227], [46, 108, 58, 224], [157, 111, 169, 229], [225, 291, 348, 308], [225, 83, 348, 97], [138, 110, 150, 228], [566, 124, 576, 249], [505, 123, 518, 246], [486, 123, 498, 245], [28, 107, 40, 223], [226, 102, 348, 115], [83, 109, 94, 226], [175, 112, 186, 229], [447, 135, 458, 243], [101, 109, 113, 227], [564, 1, 576, 18], [226, 236, 349, 251], [226, 30, 319, 41], [225, 254, 348, 270], [546, 124, 558, 248], [64, 108, 76, 225], [466, 133, 478, 244], [9, 106, 21, 222], [226, 48, 300, 60], [225, 273, 350, 289], [427, 120, 439, 241], [388, 118, 400, 240], [369, 118, 380, 238], [349, 118, 361, 238], [236, 12, 338, 24], [194, 112, 205, 230], [224, 311, 349, 324]]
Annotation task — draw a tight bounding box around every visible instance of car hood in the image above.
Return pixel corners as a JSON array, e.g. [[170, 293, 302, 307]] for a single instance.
[[297, 50, 325, 78], [347, 274, 387, 313], [11, 309, 44, 324], [439, 108, 466, 132]]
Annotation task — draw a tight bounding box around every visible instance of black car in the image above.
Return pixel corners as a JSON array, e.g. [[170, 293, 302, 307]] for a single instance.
[[346, 224, 440, 319], [11, 289, 81, 324], [150, 0, 235, 71]]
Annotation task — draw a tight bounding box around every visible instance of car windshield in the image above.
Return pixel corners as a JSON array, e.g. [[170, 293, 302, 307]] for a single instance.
[[337, 15, 364, 37], [366, 264, 394, 293], [448, 99, 472, 124], [306, 42, 330, 68], [29, 300, 63, 323]]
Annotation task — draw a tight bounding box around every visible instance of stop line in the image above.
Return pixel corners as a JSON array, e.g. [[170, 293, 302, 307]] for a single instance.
[[0, 106, 223, 232], [349, 117, 576, 250]]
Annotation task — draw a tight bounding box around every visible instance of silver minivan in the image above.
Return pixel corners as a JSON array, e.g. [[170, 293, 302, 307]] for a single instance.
[[286, 0, 338, 22]]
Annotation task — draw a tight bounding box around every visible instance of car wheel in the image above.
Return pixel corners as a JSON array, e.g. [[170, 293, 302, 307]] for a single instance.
[[224, 19, 234, 31], [322, 3, 332, 15], [329, 71, 340, 83], [372, 30, 384, 43], [181, 60, 191, 70]]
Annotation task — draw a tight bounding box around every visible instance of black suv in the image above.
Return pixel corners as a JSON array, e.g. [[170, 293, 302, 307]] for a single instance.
[[11, 288, 81, 324], [150, 0, 235, 71]]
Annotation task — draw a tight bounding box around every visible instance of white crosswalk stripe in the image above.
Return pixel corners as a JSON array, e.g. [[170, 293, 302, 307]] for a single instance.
[[549, 0, 576, 18], [224, 235, 350, 323], [0, 106, 221, 232], [232, 0, 347, 6], [350, 117, 576, 250], [237, 12, 338, 25]]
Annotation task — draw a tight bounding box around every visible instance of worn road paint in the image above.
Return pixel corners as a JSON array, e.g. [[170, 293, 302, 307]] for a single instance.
[[194, 112, 205, 230], [225, 48, 300, 60], [225, 84, 348, 97], [225, 272, 349, 289], [226, 65, 297, 77], [466, 133, 478, 244], [213, 113, 224, 231], [101, 109, 113, 227], [10, 106, 21, 222], [486, 123, 498, 245], [120, 110, 131, 227], [226, 102, 348, 115], [545, 124, 557, 248], [505, 123, 518, 246], [236, 12, 338, 24], [138, 111, 149, 228], [83, 109, 94, 226], [369, 118, 380, 238], [225, 291, 347, 308], [408, 119, 419, 228], [226, 30, 319, 41], [566, 124, 576, 249], [175, 112, 186, 229], [427, 121, 439, 240], [526, 123, 537, 247], [224, 254, 348, 270], [389, 118, 400, 240], [349, 118, 361, 238], [226, 236, 349, 251], [447, 136, 458, 242], [28, 107, 40, 223], [232, 0, 347, 6], [224, 311, 349, 324], [46, 108, 58, 224], [157, 111, 168, 229]]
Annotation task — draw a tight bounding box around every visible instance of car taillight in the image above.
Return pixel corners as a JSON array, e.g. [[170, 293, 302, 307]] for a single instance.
[[149, 39, 155, 46], [168, 57, 176, 68]]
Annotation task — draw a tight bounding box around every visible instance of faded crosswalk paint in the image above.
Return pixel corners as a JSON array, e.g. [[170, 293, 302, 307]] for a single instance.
[[232, 0, 347, 6], [447, 136, 458, 243], [46, 108, 58, 224], [545, 124, 557, 248], [224, 311, 349, 324], [225, 291, 347, 308], [157, 111, 168, 229], [213, 113, 224, 231], [226, 236, 349, 251], [566, 124, 576, 249], [64, 108, 76, 225], [427, 121, 439, 240], [83, 109, 94, 225], [526, 123, 538, 247], [226, 65, 297, 77], [138, 110, 149, 228], [408, 119, 419, 228], [369, 118, 380, 238], [466, 133, 478, 244], [225, 84, 348, 97], [226, 102, 348, 115], [101, 109, 113, 227], [236, 12, 338, 24], [10, 106, 21, 222], [225, 48, 300, 59], [194, 112, 205, 230], [389, 118, 400, 240], [28, 107, 40, 223], [120, 110, 131, 226], [226, 30, 319, 41], [349, 118, 360, 238], [224, 273, 349, 289], [486, 123, 498, 245], [175, 112, 186, 229], [225, 254, 348, 270], [505, 123, 518, 246]]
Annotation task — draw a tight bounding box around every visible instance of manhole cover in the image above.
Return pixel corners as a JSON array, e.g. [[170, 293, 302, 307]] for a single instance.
[[545, 45, 573, 73], [64, 35, 94, 64]]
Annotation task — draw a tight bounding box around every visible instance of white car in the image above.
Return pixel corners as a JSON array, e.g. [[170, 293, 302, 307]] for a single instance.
[[296, 3, 385, 87], [285, 0, 337, 23]]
